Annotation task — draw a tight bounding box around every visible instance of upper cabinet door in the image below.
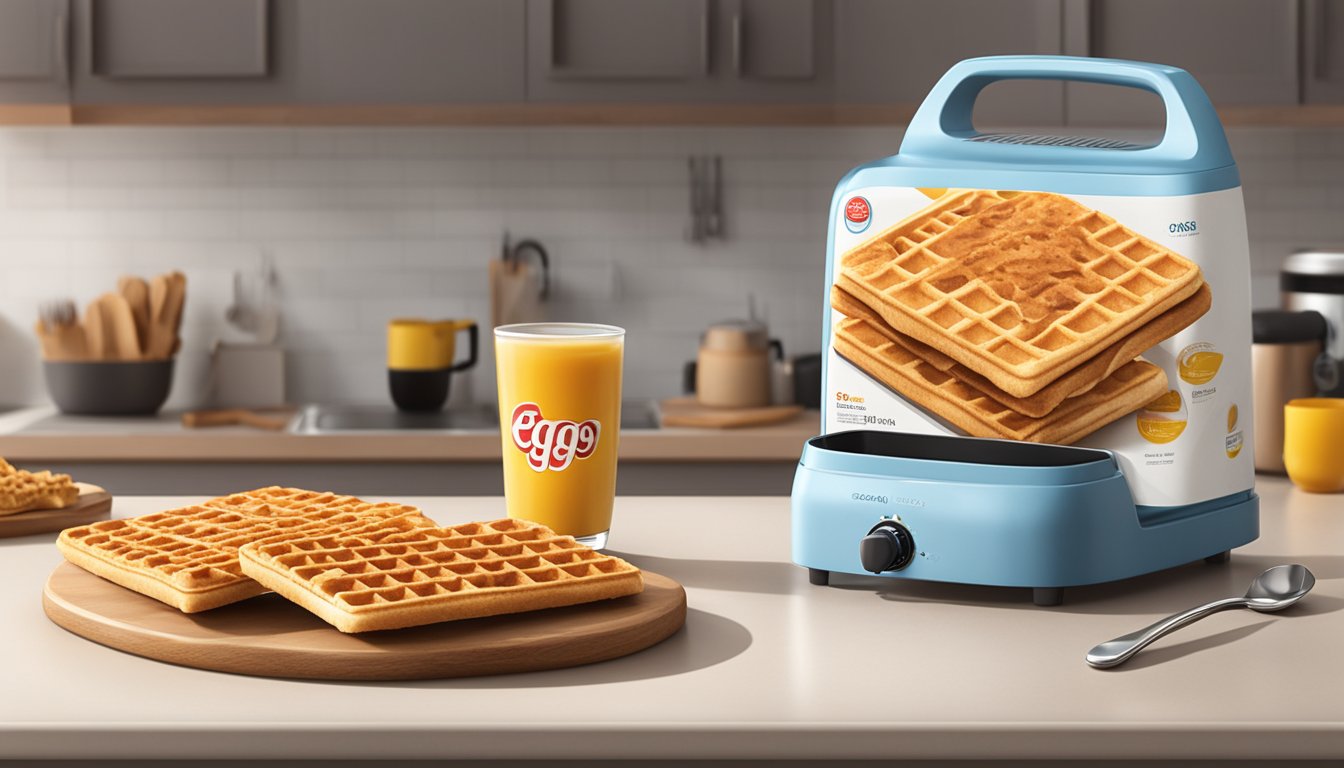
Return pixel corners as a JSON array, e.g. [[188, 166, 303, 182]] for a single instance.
[[527, 0, 712, 100], [74, 0, 294, 103], [526, 0, 833, 102], [293, 0, 525, 103], [89, 0, 268, 78], [0, 0, 71, 104], [1065, 0, 1299, 126], [721, 0, 833, 102], [835, 0, 1065, 127], [1304, 0, 1344, 103]]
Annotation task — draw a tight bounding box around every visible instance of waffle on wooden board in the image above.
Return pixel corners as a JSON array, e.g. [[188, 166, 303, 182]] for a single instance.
[[239, 516, 644, 633], [837, 190, 1206, 399], [0, 458, 80, 516], [57, 487, 431, 612]]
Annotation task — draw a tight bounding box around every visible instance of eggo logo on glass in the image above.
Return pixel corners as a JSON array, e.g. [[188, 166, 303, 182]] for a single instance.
[[511, 402, 601, 472]]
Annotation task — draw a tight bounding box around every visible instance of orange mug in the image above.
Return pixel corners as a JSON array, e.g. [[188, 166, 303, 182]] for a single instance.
[[1283, 398, 1344, 493], [387, 318, 478, 412], [495, 323, 624, 549]]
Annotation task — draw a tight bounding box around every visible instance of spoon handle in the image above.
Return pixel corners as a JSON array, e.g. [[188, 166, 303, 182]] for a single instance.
[[1086, 596, 1247, 668]]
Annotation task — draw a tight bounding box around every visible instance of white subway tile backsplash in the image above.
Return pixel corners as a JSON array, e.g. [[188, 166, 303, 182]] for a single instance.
[[0, 124, 1338, 409]]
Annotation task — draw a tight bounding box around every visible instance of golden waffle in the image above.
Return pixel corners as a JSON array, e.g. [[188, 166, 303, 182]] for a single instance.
[[831, 283, 1211, 417], [0, 458, 79, 516], [57, 487, 432, 613], [239, 517, 643, 633], [834, 316, 1168, 444], [838, 190, 1205, 398]]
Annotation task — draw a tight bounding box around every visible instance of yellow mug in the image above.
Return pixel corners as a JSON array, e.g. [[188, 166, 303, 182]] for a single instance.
[[387, 318, 478, 411], [1283, 398, 1344, 493]]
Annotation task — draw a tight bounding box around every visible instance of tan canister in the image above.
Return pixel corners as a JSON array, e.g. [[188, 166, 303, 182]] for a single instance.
[[1252, 340, 1321, 473]]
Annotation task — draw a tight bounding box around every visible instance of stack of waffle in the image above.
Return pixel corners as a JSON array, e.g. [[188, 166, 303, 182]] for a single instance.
[[0, 458, 79, 516], [57, 486, 643, 632], [832, 190, 1211, 444]]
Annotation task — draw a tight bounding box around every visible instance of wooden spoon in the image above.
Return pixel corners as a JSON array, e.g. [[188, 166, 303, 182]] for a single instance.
[[117, 276, 150, 352], [146, 272, 185, 359], [82, 299, 109, 361], [99, 292, 141, 360]]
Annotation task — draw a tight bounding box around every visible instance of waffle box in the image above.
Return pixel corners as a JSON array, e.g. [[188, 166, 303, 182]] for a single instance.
[[819, 56, 1255, 512]]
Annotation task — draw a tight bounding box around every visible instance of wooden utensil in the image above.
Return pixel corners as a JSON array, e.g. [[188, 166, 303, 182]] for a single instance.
[[181, 409, 291, 431], [0, 483, 111, 539], [36, 300, 88, 361], [43, 564, 685, 681], [658, 397, 804, 429], [146, 271, 187, 359], [99, 292, 141, 360], [82, 298, 110, 360], [117, 276, 151, 352]]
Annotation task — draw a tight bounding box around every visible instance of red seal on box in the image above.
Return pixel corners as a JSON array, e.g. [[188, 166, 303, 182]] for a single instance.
[[844, 196, 871, 233]]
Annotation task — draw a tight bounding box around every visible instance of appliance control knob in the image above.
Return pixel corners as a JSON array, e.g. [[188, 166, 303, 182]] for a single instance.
[[859, 522, 915, 573]]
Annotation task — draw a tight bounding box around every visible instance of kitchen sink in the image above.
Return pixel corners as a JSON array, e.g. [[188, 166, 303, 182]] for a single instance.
[[293, 400, 660, 434]]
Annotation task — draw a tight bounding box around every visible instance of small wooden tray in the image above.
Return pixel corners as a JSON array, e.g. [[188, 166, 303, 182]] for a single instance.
[[659, 397, 804, 429], [43, 562, 687, 681], [0, 483, 111, 539]]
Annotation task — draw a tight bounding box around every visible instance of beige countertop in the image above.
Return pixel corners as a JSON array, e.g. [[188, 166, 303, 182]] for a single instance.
[[0, 406, 819, 462], [1, 476, 1341, 762]]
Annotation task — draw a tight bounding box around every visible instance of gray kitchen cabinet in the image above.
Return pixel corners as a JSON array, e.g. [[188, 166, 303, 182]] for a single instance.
[[0, 0, 70, 104], [526, 0, 833, 102], [1063, 0, 1299, 126], [292, 0, 525, 103], [834, 0, 1066, 127], [72, 0, 297, 104], [1304, 0, 1344, 102]]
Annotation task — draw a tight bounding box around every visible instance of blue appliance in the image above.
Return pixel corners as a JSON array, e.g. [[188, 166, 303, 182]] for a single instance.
[[791, 56, 1259, 605]]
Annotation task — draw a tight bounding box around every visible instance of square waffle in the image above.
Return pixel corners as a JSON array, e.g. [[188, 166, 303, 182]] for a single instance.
[[57, 487, 432, 612], [838, 190, 1206, 398], [0, 458, 79, 516], [833, 316, 1168, 444], [238, 517, 644, 633], [831, 283, 1210, 418]]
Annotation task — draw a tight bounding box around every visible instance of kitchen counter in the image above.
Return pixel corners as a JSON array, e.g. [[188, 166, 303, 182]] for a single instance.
[[0, 405, 820, 496], [0, 406, 818, 463], [2, 476, 1341, 763]]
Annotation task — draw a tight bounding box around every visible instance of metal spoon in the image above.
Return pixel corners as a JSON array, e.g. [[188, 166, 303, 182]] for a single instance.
[[1086, 564, 1315, 669]]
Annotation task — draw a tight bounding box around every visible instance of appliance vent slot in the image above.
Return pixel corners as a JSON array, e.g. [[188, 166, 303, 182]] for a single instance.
[[968, 133, 1144, 150]]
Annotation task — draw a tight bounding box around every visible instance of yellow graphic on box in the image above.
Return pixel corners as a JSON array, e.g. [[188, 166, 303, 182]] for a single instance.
[[1178, 342, 1222, 385], [1225, 403, 1243, 458], [1137, 389, 1187, 444], [916, 187, 948, 200], [1145, 389, 1183, 413]]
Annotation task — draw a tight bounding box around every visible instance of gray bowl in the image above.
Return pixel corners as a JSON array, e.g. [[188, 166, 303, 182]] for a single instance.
[[43, 359, 175, 416]]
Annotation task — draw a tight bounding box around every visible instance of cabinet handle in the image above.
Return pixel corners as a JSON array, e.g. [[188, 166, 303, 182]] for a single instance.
[[53, 8, 69, 86], [731, 11, 743, 76]]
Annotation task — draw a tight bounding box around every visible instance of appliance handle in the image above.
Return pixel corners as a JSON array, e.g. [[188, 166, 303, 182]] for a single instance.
[[768, 338, 784, 361], [901, 55, 1234, 172]]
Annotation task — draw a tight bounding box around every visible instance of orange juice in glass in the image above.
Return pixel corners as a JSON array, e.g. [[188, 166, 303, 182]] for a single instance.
[[495, 323, 624, 548]]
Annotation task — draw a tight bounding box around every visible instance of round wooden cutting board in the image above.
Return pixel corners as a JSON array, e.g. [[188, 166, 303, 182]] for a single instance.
[[0, 483, 111, 539], [42, 562, 687, 680]]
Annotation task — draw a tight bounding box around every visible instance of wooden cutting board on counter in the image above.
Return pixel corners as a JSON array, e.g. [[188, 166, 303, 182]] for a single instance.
[[0, 483, 111, 539], [43, 563, 686, 681], [658, 397, 803, 429]]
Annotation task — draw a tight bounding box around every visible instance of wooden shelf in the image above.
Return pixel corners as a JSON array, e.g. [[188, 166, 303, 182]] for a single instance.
[[1, 102, 1341, 127]]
